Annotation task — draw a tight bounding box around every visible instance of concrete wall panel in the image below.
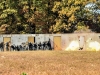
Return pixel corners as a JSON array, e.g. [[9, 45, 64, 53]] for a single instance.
[[11, 35, 28, 45], [0, 33, 100, 51], [0, 35, 3, 42]]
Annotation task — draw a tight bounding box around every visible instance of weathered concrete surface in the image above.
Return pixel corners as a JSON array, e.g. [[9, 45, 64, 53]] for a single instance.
[[0, 33, 100, 51]]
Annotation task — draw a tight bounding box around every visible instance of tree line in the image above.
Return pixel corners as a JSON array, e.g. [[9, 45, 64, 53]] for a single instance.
[[0, 0, 100, 34]]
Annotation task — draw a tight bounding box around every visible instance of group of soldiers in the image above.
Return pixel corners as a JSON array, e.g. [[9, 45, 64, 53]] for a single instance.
[[0, 39, 52, 51], [0, 41, 11, 51], [28, 40, 52, 50]]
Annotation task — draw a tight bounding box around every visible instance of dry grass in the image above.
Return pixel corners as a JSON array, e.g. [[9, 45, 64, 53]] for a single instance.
[[0, 50, 100, 75]]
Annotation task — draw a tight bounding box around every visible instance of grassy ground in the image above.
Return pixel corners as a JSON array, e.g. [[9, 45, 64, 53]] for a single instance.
[[0, 50, 100, 75]]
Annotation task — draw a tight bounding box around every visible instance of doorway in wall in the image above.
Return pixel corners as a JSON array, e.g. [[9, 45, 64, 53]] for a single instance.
[[3, 37, 11, 51], [54, 36, 61, 50], [28, 36, 35, 43]]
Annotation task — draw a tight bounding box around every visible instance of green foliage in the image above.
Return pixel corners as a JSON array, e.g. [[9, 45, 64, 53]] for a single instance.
[[50, 0, 99, 33], [21, 72, 27, 75], [0, 0, 100, 34]]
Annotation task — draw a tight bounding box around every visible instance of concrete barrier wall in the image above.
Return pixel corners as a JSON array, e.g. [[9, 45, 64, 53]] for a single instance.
[[0, 33, 100, 51]]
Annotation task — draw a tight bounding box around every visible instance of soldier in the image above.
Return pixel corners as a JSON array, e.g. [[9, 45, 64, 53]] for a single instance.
[[38, 42, 42, 50], [47, 39, 52, 50], [34, 43, 37, 50], [6, 42, 9, 51], [43, 42, 46, 50], [28, 42, 33, 50], [0, 42, 4, 51], [11, 44, 15, 51], [16, 45, 20, 51]]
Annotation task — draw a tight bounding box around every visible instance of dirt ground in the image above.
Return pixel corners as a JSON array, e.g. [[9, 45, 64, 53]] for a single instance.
[[0, 50, 100, 75]]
